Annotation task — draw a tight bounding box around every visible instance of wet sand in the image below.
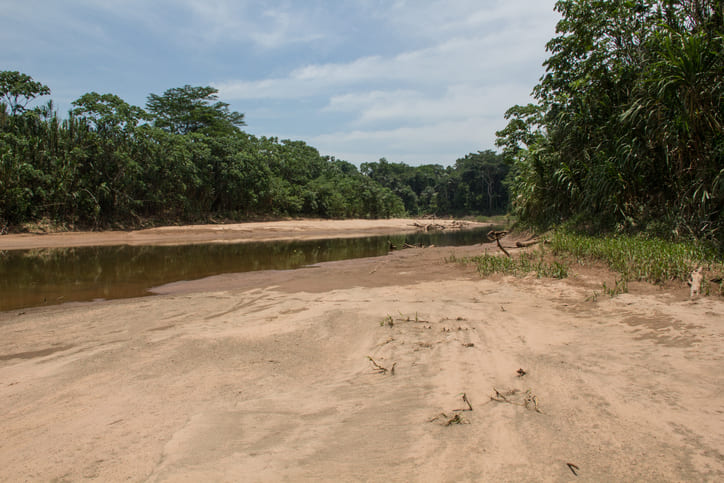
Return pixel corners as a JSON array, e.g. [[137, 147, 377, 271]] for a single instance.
[[1, 220, 722, 481]]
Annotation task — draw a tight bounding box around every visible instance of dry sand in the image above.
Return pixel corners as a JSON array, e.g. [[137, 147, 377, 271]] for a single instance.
[[1, 220, 722, 481], [0, 218, 487, 250]]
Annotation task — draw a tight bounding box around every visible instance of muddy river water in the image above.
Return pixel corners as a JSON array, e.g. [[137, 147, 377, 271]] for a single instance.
[[0, 227, 494, 311]]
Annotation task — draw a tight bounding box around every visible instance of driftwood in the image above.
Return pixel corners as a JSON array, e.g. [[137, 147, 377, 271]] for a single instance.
[[487, 230, 511, 258], [487, 230, 508, 239], [689, 266, 703, 298], [516, 239, 541, 248], [411, 222, 446, 232]]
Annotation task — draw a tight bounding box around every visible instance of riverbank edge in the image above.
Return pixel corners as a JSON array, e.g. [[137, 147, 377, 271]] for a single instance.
[[0, 218, 494, 251]]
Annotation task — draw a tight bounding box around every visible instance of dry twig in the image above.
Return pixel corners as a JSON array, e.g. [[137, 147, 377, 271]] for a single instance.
[[429, 412, 469, 426], [367, 356, 395, 375], [462, 393, 473, 411], [491, 387, 542, 413]]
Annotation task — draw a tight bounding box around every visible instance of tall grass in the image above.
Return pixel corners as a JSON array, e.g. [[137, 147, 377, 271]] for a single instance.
[[548, 231, 722, 285], [448, 249, 568, 279], [449, 230, 723, 296]]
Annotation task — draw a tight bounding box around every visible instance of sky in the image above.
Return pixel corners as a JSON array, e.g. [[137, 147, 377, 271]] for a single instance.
[[1, 0, 560, 166]]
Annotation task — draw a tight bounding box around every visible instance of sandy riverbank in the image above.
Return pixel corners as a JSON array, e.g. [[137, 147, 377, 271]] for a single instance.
[[1, 220, 722, 481], [0, 218, 490, 250]]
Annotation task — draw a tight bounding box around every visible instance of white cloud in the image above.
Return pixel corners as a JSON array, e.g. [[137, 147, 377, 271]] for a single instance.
[[324, 83, 532, 127], [215, 22, 549, 100], [2, 0, 559, 166], [213, 1, 557, 164], [308, 113, 517, 165]]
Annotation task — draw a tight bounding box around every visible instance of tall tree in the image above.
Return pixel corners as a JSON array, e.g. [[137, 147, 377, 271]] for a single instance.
[[497, 0, 723, 241], [71, 92, 148, 132], [146, 85, 245, 136], [0, 71, 50, 115]]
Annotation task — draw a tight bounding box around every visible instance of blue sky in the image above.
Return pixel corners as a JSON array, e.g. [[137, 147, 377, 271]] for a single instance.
[[1, 0, 559, 166]]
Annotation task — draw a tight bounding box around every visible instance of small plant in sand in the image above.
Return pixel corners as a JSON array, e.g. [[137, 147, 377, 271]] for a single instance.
[[585, 290, 600, 303], [602, 278, 628, 297], [466, 250, 569, 279]]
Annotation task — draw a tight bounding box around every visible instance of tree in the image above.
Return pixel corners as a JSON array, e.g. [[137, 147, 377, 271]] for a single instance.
[[0, 71, 51, 115], [71, 92, 148, 132], [454, 150, 510, 214], [497, 0, 723, 242], [146, 85, 245, 136]]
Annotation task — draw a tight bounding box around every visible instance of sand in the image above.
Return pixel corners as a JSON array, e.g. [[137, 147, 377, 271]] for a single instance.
[[0, 218, 487, 250], [1, 219, 722, 482]]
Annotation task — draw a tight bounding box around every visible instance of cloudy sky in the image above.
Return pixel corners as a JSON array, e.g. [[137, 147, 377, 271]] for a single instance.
[[1, 0, 559, 166]]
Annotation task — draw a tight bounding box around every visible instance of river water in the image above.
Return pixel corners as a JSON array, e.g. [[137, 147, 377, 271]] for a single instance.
[[0, 227, 494, 312]]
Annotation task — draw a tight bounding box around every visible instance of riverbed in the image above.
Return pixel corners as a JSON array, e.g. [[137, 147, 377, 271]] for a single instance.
[[1, 219, 721, 482]]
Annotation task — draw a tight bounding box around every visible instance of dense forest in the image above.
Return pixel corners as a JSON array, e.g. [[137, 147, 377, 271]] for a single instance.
[[0, 72, 509, 230], [4, 1, 720, 244], [496, 0, 723, 246]]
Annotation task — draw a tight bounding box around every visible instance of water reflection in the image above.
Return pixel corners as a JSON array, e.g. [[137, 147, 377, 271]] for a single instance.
[[0, 227, 492, 311]]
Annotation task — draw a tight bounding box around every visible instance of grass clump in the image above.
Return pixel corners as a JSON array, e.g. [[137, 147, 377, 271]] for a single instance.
[[548, 230, 723, 288], [467, 249, 568, 279], [449, 230, 723, 296]]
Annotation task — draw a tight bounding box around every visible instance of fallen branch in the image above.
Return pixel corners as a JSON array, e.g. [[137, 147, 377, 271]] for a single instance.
[[428, 412, 470, 426], [487, 230, 511, 258], [461, 393, 473, 411], [367, 356, 396, 375], [516, 239, 541, 248], [496, 238, 511, 258], [491, 387, 542, 413], [411, 222, 446, 232]]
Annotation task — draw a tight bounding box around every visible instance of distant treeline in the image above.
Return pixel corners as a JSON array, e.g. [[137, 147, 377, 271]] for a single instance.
[[497, 0, 722, 246], [0, 72, 509, 229]]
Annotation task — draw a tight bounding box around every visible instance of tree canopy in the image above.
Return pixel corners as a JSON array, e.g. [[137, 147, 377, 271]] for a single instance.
[[1, 72, 511, 230], [497, 0, 723, 245], [0, 71, 50, 115], [146, 85, 246, 136]]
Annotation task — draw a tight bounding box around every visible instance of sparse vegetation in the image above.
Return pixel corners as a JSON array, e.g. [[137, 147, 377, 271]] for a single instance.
[[450, 230, 723, 296], [449, 248, 569, 279]]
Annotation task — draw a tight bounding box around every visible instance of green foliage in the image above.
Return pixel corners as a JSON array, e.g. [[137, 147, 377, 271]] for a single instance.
[[361, 151, 509, 216], [453, 249, 569, 279], [602, 279, 628, 298], [146, 85, 246, 136], [548, 230, 723, 284], [0, 73, 414, 227], [0, 71, 50, 114], [497, 0, 724, 245]]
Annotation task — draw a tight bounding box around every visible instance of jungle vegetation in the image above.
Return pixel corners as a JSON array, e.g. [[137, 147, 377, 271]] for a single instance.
[[496, 0, 723, 247], [0, 73, 509, 229]]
